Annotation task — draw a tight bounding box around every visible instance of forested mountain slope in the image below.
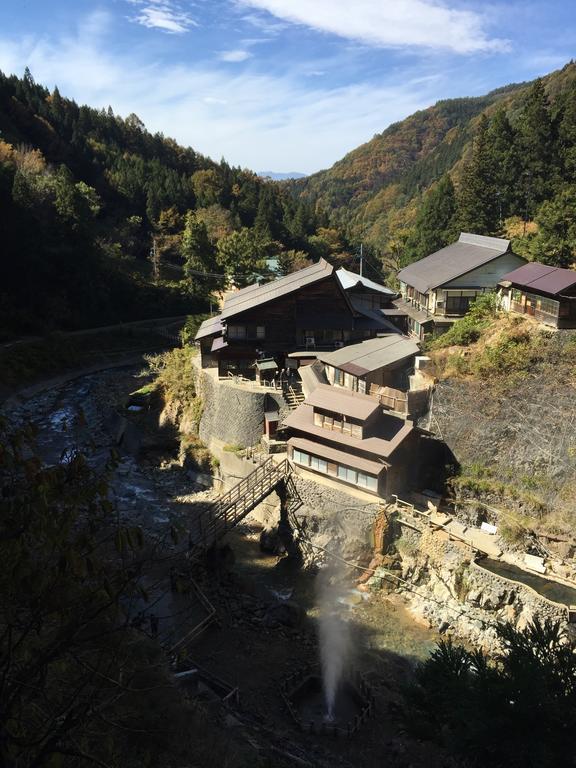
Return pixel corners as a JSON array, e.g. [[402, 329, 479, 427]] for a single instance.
[[292, 62, 576, 273], [0, 70, 337, 339]]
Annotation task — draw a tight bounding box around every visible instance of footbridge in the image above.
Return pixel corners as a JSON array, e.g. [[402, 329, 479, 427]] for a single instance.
[[192, 457, 305, 551]]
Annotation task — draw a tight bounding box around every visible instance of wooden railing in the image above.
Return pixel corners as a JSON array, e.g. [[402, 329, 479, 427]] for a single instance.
[[197, 458, 290, 548]]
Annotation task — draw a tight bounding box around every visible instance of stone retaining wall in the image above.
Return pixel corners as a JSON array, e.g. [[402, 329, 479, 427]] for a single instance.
[[392, 518, 569, 651], [198, 371, 289, 449]]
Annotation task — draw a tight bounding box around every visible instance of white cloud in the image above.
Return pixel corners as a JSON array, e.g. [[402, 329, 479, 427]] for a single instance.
[[219, 49, 253, 62], [0, 13, 449, 173], [236, 0, 510, 54], [127, 0, 197, 34]]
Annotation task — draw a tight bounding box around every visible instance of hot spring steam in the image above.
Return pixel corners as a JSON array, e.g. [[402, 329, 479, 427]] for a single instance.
[[317, 562, 351, 721]]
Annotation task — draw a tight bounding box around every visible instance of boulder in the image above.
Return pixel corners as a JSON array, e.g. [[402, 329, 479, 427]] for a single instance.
[[264, 600, 302, 628]]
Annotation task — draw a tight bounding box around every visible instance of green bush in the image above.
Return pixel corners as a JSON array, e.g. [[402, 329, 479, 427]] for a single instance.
[[431, 293, 500, 350], [400, 619, 576, 768]]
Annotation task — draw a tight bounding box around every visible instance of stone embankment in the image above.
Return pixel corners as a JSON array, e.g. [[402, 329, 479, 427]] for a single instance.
[[363, 507, 572, 653]]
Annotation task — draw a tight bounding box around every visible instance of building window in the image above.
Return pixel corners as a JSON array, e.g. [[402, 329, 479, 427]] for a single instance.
[[338, 466, 357, 483], [310, 456, 328, 473], [256, 326, 265, 339], [293, 449, 310, 466], [313, 410, 362, 438], [293, 451, 378, 492], [357, 473, 378, 491], [445, 294, 474, 314], [228, 325, 246, 339], [334, 369, 344, 386]]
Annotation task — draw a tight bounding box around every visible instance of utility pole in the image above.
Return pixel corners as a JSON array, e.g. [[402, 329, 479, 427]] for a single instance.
[[359, 243, 363, 277], [150, 237, 159, 285]]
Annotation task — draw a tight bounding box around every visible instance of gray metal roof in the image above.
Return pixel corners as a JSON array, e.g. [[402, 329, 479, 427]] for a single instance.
[[397, 232, 511, 294], [392, 299, 434, 324], [336, 267, 395, 296], [298, 360, 328, 397], [220, 258, 334, 320], [318, 335, 419, 375], [255, 358, 277, 371], [195, 314, 224, 340], [500, 263, 576, 296]]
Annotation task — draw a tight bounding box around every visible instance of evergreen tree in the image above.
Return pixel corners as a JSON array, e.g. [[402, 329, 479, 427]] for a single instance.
[[181, 210, 221, 293], [517, 78, 556, 209], [530, 186, 576, 267], [486, 108, 522, 217], [558, 84, 576, 182], [254, 185, 283, 241], [406, 174, 457, 260], [457, 115, 499, 234]]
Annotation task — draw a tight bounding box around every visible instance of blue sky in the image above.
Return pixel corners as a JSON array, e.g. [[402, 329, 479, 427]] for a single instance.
[[0, 0, 574, 173]]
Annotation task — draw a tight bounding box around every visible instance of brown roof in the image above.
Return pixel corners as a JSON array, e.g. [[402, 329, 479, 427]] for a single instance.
[[220, 258, 334, 320], [283, 394, 414, 459], [288, 437, 388, 475], [500, 262, 576, 296], [303, 384, 381, 420]]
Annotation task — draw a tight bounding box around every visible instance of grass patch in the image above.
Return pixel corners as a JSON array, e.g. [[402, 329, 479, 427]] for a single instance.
[[223, 443, 244, 453], [431, 293, 500, 350]]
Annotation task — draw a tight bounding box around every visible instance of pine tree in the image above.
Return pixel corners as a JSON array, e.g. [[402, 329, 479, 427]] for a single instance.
[[486, 108, 522, 217], [457, 115, 499, 234], [181, 210, 221, 293], [406, 174, 457, 260], [517, 78, 556, 209]]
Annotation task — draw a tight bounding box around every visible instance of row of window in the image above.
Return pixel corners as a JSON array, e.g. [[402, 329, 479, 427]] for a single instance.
[[511, 290, 560, 317], [313, 409, 363, 438], [292, 448, 378, 491], [327, 366, 366, 393], [227, 325, 266, 340]]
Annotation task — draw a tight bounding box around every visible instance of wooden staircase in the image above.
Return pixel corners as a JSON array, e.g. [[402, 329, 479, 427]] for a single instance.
[[193, 458, 291, 549], [283, 384, 305, 410]]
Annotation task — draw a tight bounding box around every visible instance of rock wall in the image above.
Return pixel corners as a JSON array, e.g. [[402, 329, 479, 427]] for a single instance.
[[290, 474, 381, 561], [427, 366, 576, 517], [385, 518, 568, 652], [198, 371, 290, 449]]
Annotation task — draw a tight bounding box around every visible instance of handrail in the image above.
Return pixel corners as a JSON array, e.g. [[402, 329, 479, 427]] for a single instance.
[[196, 459, 290, 548]]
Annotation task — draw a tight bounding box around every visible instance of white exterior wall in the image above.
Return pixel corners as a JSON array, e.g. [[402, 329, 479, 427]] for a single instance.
[[441, 252, 526, 290]]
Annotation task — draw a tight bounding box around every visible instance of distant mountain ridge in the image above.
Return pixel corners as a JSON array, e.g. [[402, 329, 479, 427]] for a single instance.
[[290, 61, 576, 255], [258, 171, 307, 180]]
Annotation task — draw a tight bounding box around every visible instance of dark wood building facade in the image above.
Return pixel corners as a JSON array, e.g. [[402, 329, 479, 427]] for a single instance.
[[195, 259, 399, 377]]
